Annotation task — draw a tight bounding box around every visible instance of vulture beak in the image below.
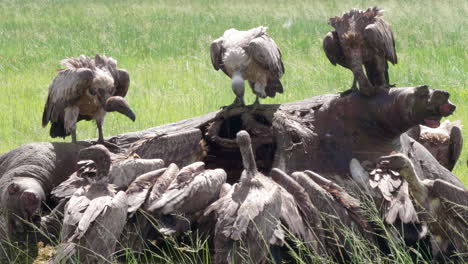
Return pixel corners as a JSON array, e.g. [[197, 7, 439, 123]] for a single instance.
[[105, 96, 136, 122]]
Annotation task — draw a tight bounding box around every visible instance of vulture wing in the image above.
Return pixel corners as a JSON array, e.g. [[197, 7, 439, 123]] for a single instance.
[[126, 167, 166, 213], [51, 173, 89, 201], [144, 163, 179, 209], [42, 67, 94, 127], [364, 18, 397, 65], [448, 125, 463, 171], [149, 169, 227, 215], [432, 179, 468, 207], [323, 31, 347, 68], [246, 34, 285, 78], [76, 195, 112, 237], [210, 37, 225, 71], [114, 69, 130, 97]]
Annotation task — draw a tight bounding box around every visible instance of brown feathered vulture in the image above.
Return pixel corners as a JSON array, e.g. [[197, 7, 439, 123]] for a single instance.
[[323, 7, 397, 96], [205, 131, 284, 264], [52, 145, 128, 263], [407, 120, 463, 171], [42, 54, 135, 145], [210, 26, 284, 107]]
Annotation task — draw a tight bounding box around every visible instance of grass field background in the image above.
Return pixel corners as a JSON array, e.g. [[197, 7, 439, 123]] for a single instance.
[[0, 0, 466, 183]]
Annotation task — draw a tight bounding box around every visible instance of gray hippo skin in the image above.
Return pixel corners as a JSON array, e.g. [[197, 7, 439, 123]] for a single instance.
[[0, 142, 83, 241]]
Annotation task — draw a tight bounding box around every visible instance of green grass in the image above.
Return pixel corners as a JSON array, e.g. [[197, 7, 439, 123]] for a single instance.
[[0, 0, 466, 183]]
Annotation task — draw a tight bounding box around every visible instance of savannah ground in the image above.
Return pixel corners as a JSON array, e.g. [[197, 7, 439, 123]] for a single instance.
[[0, 0, 466, 185]]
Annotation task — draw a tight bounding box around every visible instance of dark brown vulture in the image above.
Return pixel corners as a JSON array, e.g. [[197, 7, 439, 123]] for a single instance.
[[42, 54, 135, 146], [210, 26, 285, 107], [52, 145, 128, 264], [377, 153, 468, 260], [407, 120, 463, 171], [205, 131, 284, 264], [323, 7, 397, 96]]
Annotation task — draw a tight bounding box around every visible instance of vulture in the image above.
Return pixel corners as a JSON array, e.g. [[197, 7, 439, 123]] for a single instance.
[[42, 54, 136, 146], [52, 145, 128, 264], [377, 153, 468, 260], [407, 120, 463, 171], [146, 162, 227, 235], [205, 131, 284, 264], [349, 157, 419, 225], [210, 26, 285, 107], [323, 7, 397, 96]]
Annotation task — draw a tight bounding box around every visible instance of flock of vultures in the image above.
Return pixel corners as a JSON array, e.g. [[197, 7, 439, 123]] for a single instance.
[[0, 6, 466, 264]]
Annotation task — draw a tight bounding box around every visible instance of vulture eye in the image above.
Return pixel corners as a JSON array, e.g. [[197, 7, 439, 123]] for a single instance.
[[89, 88, 97, 96]]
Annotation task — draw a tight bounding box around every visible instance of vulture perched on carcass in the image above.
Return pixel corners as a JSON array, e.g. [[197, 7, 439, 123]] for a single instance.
[[42, 54, 136, 147], [210, 26, 285, 107], [377, 153, 468, 261], [323, 7, 397, 96], [205, 131, 285, 264], [407, 120, 463, 171], [52, 145, 128, 264]]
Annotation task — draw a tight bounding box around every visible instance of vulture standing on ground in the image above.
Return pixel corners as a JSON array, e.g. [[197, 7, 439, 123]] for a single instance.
[[377, 153, 468, 260], [323, 7, 397, 96], [210, 26, 285, 107], [407, 120, 463, 171], [52, 145, 128, 264], [42, 55, 136, 146], [205, 131, 284, 264]]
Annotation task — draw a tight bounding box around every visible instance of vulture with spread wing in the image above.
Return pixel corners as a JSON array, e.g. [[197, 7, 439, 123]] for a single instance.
[[42, 55, 135, 146], [210, 26, 284, 107], [323, 7, 397, 96]]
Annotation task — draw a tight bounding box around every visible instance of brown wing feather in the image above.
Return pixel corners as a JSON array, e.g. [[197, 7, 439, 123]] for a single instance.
[[42, 68, 93, 127], [432, 179, 468, 207], [246, 34, 284, 78], [210, 37, 225, 71], [364, 18, 398, 64], [448, 125, 463, 170], [114, 69, 130, 97]]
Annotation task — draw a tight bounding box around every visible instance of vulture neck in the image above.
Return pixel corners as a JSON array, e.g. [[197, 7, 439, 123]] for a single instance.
[[238, 139, 258, 183]]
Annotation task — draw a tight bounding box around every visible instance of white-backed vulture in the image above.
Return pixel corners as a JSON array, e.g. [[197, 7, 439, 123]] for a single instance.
[[210, 26, 285, 107], [42, 54, 135, 146], [407, 120, 463, 171], [377, 153, 468, 260], [52, 145, 128, 264], [205, 131, 284, 264], [323, 7, 397, 96]]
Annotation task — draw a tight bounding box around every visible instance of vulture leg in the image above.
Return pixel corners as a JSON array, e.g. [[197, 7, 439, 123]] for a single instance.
[[71, 130, 77, 144], [253, 95, 260, 105], [95, 116, 120, 151]]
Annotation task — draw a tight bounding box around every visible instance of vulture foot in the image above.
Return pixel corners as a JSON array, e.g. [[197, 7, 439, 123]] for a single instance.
[[221, 97, 245, 110]]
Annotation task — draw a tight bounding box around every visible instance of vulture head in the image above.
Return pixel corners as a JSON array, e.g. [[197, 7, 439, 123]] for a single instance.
[[78, 145, 112, 179], [104, 96, 136, 121]]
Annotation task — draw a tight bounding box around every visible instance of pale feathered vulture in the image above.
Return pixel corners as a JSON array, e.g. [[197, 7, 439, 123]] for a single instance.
[[323, 7, 397, 96], [407, 120, 463, 171], [377, 153, 468, 260], [349, 157, 418, 225], [52, 145, 128, 263], [210, 26, 285, 107], [205, 131, 284, 264], [42, 54, 135, 145]]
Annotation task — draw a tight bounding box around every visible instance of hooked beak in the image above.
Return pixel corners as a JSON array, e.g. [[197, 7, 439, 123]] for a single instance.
[[104, 96, 136, 122]]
